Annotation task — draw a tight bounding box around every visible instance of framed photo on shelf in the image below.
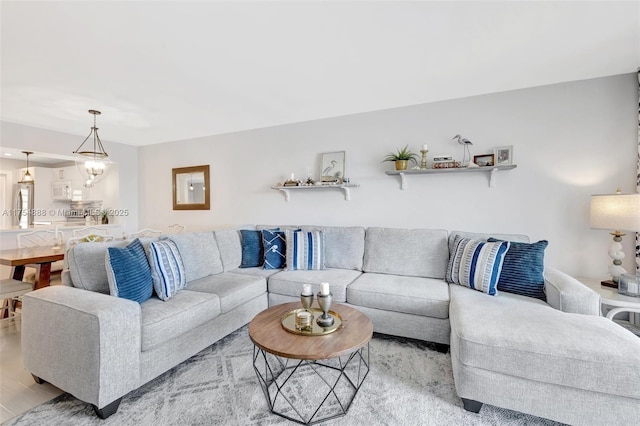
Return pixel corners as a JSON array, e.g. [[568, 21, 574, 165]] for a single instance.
[[473, 154, 494, 167], [320, 151, 345, 183], [494, 145, 513, 166]]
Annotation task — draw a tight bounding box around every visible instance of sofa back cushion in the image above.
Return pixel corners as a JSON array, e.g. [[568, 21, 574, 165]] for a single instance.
[[214, 227, 249, 271], [68, 240, 130, 293], [170, 232, 223, 281], [363, 227, 449, 278], [301, 226, 365, 270]]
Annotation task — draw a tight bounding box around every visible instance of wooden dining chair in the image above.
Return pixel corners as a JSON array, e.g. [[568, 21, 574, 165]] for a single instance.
[[167, 224, 185, 235], [0, 278, 33, 320], [72, 227, 111, 238], [129, 229, 163, 238]]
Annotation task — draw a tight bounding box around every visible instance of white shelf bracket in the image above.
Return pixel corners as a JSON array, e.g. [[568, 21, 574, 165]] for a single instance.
[[399, 172, 407, 190], [277, 188, 291, 202], [342, 187, 352, 201], [489, 168, 498, 188]]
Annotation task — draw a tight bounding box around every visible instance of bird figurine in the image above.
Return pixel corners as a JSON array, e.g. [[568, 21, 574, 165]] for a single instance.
[[452, 134, 473, 166]]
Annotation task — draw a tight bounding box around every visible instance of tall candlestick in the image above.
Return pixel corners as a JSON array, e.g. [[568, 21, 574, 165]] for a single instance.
[[422, 143, 428, 151], [320, 282, 330, 295], [290, 173, 295, 181]]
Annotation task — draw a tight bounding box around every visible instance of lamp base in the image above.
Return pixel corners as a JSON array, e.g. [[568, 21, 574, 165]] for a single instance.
[[601, 280, 618, 289]]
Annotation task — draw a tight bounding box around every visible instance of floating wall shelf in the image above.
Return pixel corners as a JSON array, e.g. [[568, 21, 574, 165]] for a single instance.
[[385, 165, 517, 190], [271, 184, 360, 202]]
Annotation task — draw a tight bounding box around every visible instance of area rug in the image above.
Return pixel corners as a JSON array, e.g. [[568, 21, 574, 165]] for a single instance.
[[6, 326, 562, 425]]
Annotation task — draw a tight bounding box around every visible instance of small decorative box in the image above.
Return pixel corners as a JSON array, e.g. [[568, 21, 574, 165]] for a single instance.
[[618, 274, 640, 297]]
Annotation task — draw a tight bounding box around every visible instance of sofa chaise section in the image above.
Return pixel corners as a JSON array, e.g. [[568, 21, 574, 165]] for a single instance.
[[449, 271, 640, 425]]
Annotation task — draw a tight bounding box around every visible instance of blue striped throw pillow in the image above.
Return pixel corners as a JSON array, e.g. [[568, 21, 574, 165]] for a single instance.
[[148, 240, 186, 301], [488, 238, 548, 301], [446, 236, 510, 296], [105, 238, 153, 303], [285, 230, 326, 271]]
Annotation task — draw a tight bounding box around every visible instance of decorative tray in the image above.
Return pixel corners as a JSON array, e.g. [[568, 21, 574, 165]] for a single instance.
[[281, 308, 343, 336]]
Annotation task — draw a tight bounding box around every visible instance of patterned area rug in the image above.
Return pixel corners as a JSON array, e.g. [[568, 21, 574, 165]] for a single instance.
[[6, 326, 562, 425]]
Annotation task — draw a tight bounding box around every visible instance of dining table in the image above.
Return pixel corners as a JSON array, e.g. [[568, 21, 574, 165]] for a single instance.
[[0, 246, 65, 289]]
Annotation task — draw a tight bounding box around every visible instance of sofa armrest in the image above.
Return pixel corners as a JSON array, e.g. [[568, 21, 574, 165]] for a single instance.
[[544, 267, 600, 316], [22, 286, 141, 409]]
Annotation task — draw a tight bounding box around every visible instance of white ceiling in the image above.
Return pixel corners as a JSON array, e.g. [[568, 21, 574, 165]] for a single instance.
[[1, 1, 638, 147]]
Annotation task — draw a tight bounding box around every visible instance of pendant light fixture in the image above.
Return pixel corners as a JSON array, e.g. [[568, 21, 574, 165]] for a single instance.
[[19, 151, 34, 183], [73, 109, 111, 188]]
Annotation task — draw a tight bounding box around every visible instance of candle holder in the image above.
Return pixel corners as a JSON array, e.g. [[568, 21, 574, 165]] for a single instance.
[[300, 292, 313, 310], [316, 292, 334, 327], [420, 149, 429, 169]]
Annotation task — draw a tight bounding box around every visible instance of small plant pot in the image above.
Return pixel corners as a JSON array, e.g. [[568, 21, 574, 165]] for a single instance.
[[395, 160, 408, 170]]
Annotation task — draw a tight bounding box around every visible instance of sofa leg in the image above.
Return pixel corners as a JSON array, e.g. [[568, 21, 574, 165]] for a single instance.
[[462, 398, 483, 413], [31, 374, 46, 385], [433, 343, 449, 353], [92, 398, 122, 419]]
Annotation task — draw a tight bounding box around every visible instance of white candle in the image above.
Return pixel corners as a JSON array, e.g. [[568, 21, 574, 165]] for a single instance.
[[320, 282, 330, 295], [422, 144, 428, 151], [302, 284, 312, 295], [290, 173, 295, 181]]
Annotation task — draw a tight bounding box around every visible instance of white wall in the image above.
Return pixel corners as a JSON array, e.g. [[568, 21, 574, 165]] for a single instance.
[[0, 122, 140, 233], [139, 74, 638, 279]]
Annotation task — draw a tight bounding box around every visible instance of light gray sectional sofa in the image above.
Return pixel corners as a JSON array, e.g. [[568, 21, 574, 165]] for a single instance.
[[21, 225, 640, 425]]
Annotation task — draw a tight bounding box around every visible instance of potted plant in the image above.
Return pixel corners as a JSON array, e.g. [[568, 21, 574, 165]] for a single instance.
[[100, 209, 109, 224], [382, 145, 419, 170]]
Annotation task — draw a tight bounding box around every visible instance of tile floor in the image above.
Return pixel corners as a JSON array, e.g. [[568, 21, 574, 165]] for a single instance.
[[0, 315, 64, 423]]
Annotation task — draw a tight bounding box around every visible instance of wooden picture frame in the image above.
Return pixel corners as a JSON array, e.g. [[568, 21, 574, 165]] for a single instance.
[[473, 154, 495, 167]]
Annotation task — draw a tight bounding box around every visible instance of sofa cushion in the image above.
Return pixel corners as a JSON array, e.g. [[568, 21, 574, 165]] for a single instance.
[[214, 228, 245, 271], [347, 273, 449, 319], [147, 239, 186, 301], [262, 229, 287, 269], [488, 238, 548, 301], [105, 239, 154, 303], [170, 232, 224, 281], [68, 240, 130, 293], [301, 226, 365, 270], [239, 229, 264, 268], [449, 284, 640, 399], [267, 269, 362, 302], [285, 229, 326, 271], [229, 267, 283, 279], [363, 227, 449, 278], [446, 236, 510, 295], [185, 272, 267, 314], [140, 289, 220, 351]]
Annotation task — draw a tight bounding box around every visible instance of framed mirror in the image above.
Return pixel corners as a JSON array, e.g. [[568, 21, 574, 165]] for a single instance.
[[172, 165, 210, 210]]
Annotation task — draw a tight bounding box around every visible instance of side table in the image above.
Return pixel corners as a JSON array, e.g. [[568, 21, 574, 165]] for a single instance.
[[577, 277, 640, 337]]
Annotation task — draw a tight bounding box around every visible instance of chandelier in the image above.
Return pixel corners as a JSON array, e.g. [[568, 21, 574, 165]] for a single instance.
[[73, 109, 111, 188]]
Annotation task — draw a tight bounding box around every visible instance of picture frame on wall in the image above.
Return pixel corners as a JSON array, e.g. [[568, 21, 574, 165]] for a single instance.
[[473, 154, 495, 167], [320, 151, 345, 183], [494, 145, 513, 166]]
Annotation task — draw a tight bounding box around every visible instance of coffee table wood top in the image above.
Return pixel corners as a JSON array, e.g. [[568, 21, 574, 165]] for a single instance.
[[249, 302, 373, 360]]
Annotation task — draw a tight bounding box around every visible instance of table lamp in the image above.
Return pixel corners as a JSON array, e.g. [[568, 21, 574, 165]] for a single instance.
[[590, 189, 640, 287]]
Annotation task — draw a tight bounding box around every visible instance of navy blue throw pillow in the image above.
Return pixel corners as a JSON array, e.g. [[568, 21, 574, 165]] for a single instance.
[[488, 238, 548, 301], [240, 230, 264, 268], [262, 229, 287, 269], [106, 238, 154, 303]]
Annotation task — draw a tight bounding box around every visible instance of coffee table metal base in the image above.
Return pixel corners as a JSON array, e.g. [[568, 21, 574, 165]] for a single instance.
[[252, 344, 370, 425]]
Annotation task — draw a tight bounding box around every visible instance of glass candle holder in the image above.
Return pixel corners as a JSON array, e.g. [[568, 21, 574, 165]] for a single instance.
[[618, 274, 640, 297]]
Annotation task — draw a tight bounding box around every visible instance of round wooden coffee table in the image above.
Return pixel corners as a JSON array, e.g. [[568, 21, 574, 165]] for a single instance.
[[249, 302, 373, 425]]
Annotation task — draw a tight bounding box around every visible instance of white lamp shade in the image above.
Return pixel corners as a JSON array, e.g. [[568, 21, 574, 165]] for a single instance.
[[590, 193, 640, 232]]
